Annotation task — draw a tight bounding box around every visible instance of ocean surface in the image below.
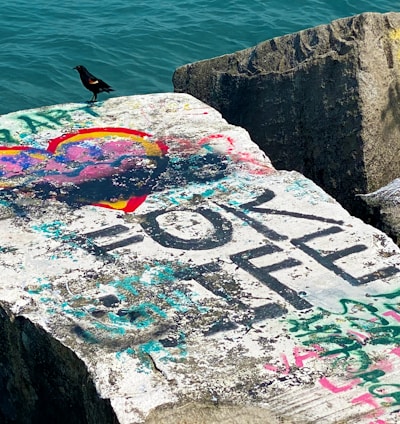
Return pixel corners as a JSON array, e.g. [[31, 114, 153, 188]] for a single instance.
[[0, 0, 399, 116]]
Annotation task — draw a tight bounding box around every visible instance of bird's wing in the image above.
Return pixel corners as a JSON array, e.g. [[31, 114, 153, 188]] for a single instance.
[[97, 79, 112, 89], [88, 78, 99, 85]]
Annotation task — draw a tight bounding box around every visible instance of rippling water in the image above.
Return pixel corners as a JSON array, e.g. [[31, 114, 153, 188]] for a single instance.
[[0, 0, 398, 115]]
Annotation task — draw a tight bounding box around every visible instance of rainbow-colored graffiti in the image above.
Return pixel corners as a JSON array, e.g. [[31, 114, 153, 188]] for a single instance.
[[0, 127, 168, 212], [0, 125, 273, 214]]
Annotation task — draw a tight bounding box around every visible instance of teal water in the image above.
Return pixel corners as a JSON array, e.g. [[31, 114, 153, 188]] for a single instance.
[[0, 0, 399, 115]]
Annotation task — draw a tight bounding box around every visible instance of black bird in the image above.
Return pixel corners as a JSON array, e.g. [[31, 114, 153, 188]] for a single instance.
[[73, 65, 114, 102]]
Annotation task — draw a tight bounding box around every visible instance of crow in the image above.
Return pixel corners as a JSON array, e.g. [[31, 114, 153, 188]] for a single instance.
[[73, 65, 114, 102]]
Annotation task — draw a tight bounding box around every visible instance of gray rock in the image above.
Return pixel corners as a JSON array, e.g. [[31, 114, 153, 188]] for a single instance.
[[359, 178, 400, 243], [173, 12, 400, 219], [360, 178, 400, 207], [0, 303, 117, 423]]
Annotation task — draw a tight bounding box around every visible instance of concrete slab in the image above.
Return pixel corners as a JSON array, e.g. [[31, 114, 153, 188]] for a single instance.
[[0, 93, 399, 423]]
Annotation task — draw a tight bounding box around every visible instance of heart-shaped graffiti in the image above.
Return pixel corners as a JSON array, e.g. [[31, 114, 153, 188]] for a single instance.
[[0, 127, 169, 212]]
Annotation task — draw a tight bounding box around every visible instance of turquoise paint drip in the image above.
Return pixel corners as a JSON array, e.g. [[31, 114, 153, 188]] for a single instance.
[[31, 222, 81, 260], [152, 263, 176, 285], [32, 221, 66, 238], [27, 288, 41, 294], [109, 302, 168, 329], [227, 200, 243, 207], [27, 279, 51, 295], [140, 340, 165, 355], [136, 334, 187, 371], [216, 182, 229, 192], [136, 303, 167, 328], [63, 308, 87, 319], [116, 337, 188, 371], [71, 294, 83, 300], [286, 179, 310, 193], [39, 297, 53, 303], [108, 312, 131, 326], [201, 188, 215, 197], [60, 301, 88, 318], [200, 144, 214, 153], [109, 275, 139, 296], [136, 340, 172, 371], [155, 265, 175, 284], [168, 196, 180, 205], [285, 178, 329, 204], [177, 331, 188, 358]]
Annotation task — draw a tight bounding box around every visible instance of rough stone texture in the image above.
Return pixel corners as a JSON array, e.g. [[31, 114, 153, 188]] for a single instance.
[[0, 304, 118, 424], [145, 402, 287, 423], [0, 94, 399, 423], [360, 178, 400, 244], [173, 12, 400, 219]]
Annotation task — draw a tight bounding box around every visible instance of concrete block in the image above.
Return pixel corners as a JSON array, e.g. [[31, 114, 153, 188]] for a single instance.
[[0, 94, 399, 423]]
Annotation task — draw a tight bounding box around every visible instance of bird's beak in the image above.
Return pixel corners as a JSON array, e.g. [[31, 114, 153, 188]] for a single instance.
[[73, 66, 77, 70]]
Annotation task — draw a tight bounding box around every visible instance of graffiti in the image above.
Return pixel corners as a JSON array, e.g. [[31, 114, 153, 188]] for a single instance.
[[274, 289, 400, 420], [138, 191, 397, 310], [18, 109, 85, 133], [263, 345, 323, 374], [0, 98, 398, 419], [141, 207, 233, 250], [0, 105, 99, 144], [116, 332, 187, 374], [263, 347, 395, 422], [83, 224, 144, 252], [25, 183, 400, 375], [32, 262, 197, 372], [30, 187, 400, 314], [19, 126, 399, 373], [0, 126, 267, 213], [0, 129, 16, 145], [0, 127, 169, 212], [288, 295, 400, 366]]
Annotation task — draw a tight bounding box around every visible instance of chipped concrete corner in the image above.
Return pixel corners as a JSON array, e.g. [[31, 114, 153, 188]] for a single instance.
[[0, 93, 399, 424]]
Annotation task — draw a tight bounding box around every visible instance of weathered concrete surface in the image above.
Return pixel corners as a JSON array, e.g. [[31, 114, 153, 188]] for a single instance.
[[173, 12, 400, 219], [0, 93, 399, 424]]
